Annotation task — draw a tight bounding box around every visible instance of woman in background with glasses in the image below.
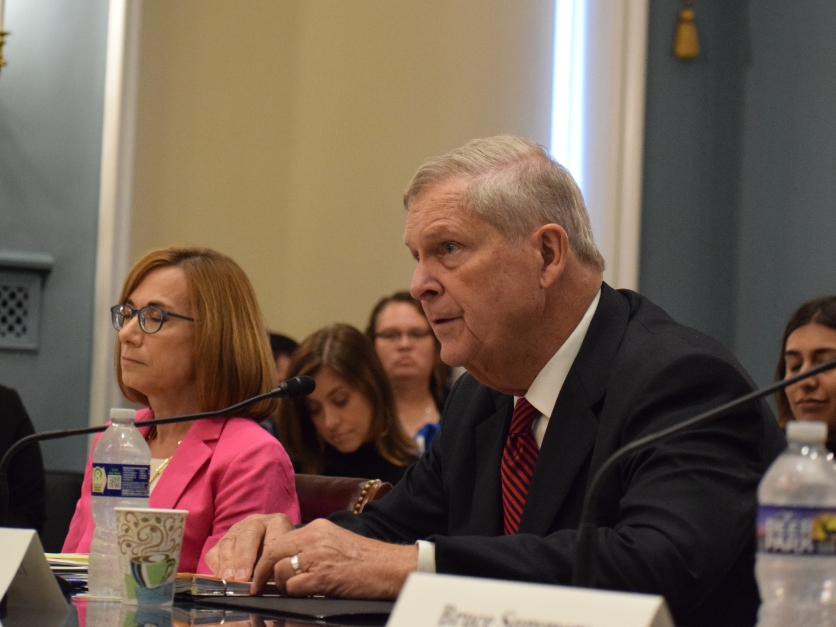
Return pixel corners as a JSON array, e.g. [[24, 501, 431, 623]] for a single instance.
[[276, 324, 417, 484], [366, 292, 451, 453], [63, 246, 300, 573]]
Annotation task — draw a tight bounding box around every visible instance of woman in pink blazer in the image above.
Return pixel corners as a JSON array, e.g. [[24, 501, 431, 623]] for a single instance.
[[62, 247, 300, 573]]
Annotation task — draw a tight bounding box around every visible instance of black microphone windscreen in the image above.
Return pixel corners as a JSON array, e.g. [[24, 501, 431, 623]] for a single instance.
[[285, 376, 316, 399]]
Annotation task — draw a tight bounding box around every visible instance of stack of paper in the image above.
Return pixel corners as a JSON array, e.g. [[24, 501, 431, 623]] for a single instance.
[[45, 552, 88, 592]]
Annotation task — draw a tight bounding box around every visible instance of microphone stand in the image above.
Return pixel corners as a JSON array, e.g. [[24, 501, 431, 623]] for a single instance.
[[0, 376, 315, 527], [572, 357, 836, 589]]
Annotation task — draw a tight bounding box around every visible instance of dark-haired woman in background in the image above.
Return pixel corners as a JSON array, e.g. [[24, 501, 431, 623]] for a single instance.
[[366, 291, 450, 453], [276, 324, 417, 484], [776, 295, 836, 452]]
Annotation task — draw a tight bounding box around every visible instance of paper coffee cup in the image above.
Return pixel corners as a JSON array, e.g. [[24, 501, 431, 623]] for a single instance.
[[114, 507, 188, 606]]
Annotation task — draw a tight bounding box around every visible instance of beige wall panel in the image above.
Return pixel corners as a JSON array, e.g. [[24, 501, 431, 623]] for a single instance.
[[131, 0, 554, 342]]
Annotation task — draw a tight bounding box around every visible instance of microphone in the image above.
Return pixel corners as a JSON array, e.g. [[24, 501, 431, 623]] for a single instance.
[[278, 374, 316, 401], [0, 375, 316, 526], [571, 357, 836, 589]]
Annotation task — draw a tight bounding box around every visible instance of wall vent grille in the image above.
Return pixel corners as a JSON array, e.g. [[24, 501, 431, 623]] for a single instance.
[[0, 271, 41, 350]]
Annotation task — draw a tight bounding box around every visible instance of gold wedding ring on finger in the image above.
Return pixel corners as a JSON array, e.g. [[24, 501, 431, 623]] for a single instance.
[[290, 554, 303, 577]]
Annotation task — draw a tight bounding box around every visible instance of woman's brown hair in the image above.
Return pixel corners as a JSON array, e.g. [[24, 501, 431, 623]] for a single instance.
[[115, 246, 278, 419], [775, 295, 836, 428], [277, 324, 416, 474], [365, 291, 451, 411]]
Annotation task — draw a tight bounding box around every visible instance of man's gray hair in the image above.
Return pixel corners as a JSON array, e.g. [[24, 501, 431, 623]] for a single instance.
[[404, 135, 604, 271]]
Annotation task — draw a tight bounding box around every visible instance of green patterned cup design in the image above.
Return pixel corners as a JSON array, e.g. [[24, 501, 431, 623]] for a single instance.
[[130, 554, 176, 588], [115, 507, 187, 606]]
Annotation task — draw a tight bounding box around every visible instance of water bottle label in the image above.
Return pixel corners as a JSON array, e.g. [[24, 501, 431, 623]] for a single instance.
[[91, 463, 150, 498], [757, 505, 836, 555]]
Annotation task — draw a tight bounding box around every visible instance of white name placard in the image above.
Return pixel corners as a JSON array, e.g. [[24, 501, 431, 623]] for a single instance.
[[0, 527, 68, 621], [388, 573, 673, 627]]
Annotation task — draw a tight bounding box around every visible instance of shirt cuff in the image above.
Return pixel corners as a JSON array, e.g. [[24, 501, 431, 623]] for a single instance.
[[415, 540, 436, 573]]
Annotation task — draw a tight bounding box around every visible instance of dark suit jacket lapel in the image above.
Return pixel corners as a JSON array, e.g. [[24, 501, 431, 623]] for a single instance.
[[518, 284, 630, 535], [469, 391, 513, 536]]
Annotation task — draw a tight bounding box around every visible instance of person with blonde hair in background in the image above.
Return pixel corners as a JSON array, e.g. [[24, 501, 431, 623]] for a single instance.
[[366, 291, 450, 453], [63, 246, 299, 573], [276, 324, 417, 484]]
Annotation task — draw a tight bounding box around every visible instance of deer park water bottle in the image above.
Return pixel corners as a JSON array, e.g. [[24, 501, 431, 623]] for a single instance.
[[86, 408, 151, 598], [756, 420, 836, 627]]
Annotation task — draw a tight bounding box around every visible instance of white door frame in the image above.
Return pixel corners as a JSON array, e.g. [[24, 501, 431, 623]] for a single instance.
[[88, 0, 141, 426], [552, 0, 648, 290]]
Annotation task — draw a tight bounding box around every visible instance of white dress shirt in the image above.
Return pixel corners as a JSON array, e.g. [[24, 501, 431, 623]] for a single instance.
[[416, 290, 601, 572]]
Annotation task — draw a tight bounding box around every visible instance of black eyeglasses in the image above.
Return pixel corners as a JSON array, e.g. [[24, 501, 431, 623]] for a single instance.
[[375, 328, 434, 342], [110, 304, 194, 334]]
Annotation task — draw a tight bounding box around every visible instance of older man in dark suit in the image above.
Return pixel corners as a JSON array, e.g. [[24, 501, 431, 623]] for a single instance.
[[207, 136, 785, 627]]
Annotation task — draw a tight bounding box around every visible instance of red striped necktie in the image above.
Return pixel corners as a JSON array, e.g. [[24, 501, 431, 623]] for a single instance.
[[501, 397, 540, 534]]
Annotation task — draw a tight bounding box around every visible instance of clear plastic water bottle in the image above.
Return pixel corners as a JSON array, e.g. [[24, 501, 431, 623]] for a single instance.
[[86, 408, 151, 598], [756, 420, 836, 627]]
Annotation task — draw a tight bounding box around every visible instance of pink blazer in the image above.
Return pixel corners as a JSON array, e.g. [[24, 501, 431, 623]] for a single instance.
[[62, 410, 300, 573]]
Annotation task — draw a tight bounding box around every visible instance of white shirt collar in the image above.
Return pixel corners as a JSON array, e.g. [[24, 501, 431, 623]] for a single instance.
[[517, 289, 601, 444]]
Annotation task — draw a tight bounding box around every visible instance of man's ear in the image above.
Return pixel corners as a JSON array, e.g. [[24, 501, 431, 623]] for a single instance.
[[535, 224, 569, 288]]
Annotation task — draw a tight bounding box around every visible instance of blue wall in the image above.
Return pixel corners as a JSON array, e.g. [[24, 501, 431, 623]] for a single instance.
[[735, 0, 836, 385], [641, 0, 836, 387], [640, 0, 747, 351], [0, 0, 109, 470]]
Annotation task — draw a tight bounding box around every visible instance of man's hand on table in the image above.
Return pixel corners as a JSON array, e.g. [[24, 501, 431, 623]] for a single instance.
[[206, 513, 418, 599]]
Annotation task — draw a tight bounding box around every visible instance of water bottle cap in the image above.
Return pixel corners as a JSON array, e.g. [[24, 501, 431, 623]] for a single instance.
[[785, 420, 827, 443], [109, 407, 137, 422]]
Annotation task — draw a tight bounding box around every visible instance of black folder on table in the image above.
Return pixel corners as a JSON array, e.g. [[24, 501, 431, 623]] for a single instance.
[[193, 595, 394, 622]]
